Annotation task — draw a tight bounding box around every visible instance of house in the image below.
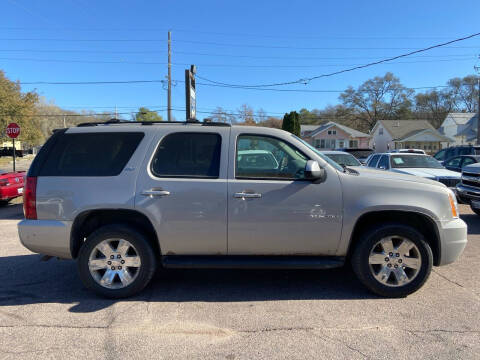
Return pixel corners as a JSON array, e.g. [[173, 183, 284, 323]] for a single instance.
[[301, 121, 371, 149], [370, 120, 453, 154], [438, 113, 478, 145]]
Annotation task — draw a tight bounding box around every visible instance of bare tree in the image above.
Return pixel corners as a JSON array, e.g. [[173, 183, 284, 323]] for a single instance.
[[447, 75, 479, 112], [339, 72, 414, 129], [415, 89, 456, 128], [210, 106, 236, 123], [237, 104, 255, 125]]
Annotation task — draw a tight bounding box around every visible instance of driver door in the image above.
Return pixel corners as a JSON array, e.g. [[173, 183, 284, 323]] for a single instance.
[[227, 129, 343, 255]]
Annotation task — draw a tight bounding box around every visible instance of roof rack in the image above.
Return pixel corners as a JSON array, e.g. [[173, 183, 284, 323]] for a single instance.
[[76, 118, 231, 127]]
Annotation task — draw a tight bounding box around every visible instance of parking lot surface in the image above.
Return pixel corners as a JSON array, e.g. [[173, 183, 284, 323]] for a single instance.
[[0, 202, 479, 360]]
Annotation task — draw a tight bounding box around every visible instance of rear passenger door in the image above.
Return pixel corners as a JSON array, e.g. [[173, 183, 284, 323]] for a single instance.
[[135, 127, 230, 255]]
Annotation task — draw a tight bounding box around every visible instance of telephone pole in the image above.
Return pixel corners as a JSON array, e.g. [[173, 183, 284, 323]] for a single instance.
[[475, 61, 480, 145], [167, 31, 172, 122]]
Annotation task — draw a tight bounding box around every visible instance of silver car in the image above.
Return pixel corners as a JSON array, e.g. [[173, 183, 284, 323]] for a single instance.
[[18, 121, 467, 298]]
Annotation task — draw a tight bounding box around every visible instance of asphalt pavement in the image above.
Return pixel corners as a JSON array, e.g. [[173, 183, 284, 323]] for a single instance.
[[0, 202, 479, 359]]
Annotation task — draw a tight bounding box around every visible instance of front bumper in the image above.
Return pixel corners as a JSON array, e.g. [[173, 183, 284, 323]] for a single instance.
[[18, 219, 73, 259], [435, 217, 468, 266], [455, 183, 480, 204]]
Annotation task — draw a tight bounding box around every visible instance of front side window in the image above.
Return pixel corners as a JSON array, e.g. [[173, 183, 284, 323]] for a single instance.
[[377, 155, 389, 169], [236, 135, 308, 180], [446, 157, 461, 167], [367, 154, 381, 167], [151, 132, 221, 178]]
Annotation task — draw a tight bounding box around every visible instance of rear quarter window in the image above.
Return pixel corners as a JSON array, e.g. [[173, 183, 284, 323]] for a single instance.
[[39, 132, 144, 176]]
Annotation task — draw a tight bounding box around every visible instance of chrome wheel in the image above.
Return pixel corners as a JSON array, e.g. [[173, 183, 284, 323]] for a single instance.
[[368, 236, 422, 287], [88, 238, 141, 289]]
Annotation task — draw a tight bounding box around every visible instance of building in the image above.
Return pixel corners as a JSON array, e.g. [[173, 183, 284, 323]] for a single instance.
[[370, 120, 452, 154], [438, 113, 478, 145], [301, 122, 371, 149]]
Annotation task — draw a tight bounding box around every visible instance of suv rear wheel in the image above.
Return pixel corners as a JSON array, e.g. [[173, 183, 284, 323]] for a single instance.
[[351, 223, 433, 297], [78, 224, 156, 298]]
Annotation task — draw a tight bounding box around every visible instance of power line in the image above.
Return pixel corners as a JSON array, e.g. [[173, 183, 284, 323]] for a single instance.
[[0, 55, 476, 68], [196, 32, 480, 87], [0, 48, 476, 60]]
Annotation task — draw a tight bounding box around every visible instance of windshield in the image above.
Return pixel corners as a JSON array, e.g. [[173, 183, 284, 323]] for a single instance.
[[325, 153, 361, 167], [343, 149, 373, 159], [292, 135, 344, 171], [391, 155, 444, 169]]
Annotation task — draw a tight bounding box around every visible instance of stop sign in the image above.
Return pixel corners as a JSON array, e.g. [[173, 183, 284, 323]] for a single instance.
[[6, 123, 20, 139]]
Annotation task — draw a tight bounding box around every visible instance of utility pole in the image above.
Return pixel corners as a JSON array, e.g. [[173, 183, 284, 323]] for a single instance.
[[475, 61, 480, 145], [168, 31, 172, 122]]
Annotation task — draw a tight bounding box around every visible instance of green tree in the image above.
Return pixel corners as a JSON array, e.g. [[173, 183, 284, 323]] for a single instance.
[[0, 70, 43, 145], [135, 107, 163, 122], [282, 111, 300, 136]]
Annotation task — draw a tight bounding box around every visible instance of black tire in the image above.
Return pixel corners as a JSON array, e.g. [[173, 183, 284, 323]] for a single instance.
[[351, 223, 433, 298], [470, 206, 480, 216], [77, 224, 157, 298]]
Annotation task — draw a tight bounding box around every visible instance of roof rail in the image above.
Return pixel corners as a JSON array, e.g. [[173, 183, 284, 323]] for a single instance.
[[76, 119, 231, 127]]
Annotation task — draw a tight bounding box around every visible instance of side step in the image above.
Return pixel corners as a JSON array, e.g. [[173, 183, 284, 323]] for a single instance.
[[161, 255, 345, 270]]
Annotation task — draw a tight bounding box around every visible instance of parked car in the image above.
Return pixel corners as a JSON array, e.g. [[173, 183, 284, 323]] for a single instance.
[[366, 153, 461, 190], [18, 121, 467, 299], [443, 155, 480, 172], [336, 148, 373, 164], [0, 169, 25, 204], [433, 145, 480, 162], [456, 163, 480, 215], [321, 151, 362, 167], [389, 149, 426, 154]]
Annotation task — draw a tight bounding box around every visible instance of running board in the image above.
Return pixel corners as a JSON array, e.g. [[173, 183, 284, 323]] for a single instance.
[[161, 255, 345, 269]]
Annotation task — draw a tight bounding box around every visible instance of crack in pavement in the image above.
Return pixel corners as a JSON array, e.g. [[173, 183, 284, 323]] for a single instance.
[[432, 269, 480, 300]]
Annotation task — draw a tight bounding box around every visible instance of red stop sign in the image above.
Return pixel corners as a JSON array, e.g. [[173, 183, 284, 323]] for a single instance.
[[6, 123, 20, 139]]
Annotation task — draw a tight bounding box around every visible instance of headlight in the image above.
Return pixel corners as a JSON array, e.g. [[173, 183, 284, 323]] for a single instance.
[[447, 188, 459, 219]]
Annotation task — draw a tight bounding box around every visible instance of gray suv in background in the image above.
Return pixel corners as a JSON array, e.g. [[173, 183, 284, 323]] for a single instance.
[[18, 121, 467, 298]]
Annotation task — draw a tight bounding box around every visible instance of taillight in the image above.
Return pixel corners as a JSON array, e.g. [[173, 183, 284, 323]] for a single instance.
[[23, 176, 37, 220]]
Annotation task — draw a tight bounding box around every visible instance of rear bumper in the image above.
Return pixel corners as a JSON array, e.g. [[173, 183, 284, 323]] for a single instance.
[[436, 218, 468, 266], [17, 219, 73, 259]]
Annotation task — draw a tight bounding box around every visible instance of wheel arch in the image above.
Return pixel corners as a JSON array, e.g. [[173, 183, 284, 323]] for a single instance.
[[347, 210, 441, 266], [70, 208, 161, 259]]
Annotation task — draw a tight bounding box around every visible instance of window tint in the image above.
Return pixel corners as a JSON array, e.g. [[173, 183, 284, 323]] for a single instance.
[[458, 147, 472, 156], [151, 132, 221, 178], [40, 132, 144, 176], [367, 154, 380, 167], [446, 157, 461, 167], [236, 135, 308, 179], [434, 149, 446, 160], [462, 157, 476, 167], [377, 155, 389, 169]]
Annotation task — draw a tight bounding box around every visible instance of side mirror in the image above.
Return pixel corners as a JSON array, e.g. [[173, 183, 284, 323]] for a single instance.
[[305, 160, 326, 182]]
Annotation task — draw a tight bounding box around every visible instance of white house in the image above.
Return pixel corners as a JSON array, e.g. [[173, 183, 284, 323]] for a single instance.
[[438, 113, 478, 145], [370, 120, 453, 154], [301, 122, 371, 149]]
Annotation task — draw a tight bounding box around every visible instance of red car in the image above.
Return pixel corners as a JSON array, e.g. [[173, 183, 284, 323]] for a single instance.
[[0, 169, 25, 203]]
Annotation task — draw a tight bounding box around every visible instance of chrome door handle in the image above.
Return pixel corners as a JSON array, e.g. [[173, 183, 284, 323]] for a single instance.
[[141, 189, 171, 197], [234, 192, 262, 199]]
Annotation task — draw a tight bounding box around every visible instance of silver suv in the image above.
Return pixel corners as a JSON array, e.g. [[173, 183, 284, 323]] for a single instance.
[[18, 121, 467, 298]]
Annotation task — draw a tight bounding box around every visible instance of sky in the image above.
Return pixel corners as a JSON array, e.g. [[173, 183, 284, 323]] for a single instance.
[[1, 0, 480, 121]]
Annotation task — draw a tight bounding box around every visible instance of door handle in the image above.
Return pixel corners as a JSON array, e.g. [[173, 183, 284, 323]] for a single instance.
[[141, 189, 171, 197], [234, 192, 262, 199]]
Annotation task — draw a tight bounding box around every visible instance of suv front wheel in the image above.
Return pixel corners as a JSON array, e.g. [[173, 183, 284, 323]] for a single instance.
[[78, 224, 157, 298], [351, 223, 433, 298]]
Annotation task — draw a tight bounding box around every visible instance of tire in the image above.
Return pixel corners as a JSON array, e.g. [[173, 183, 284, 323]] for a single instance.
[[470, 206, 480, 216], [351, 223, 433, 298], [77, 224, 157, 298]]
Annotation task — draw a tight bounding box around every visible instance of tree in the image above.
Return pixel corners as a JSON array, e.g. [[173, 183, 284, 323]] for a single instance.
[[447, 75, 479, 112], [415, 89, 455, 128], [210, 106, 236, 123], [282, 111, 300, 136], [258, 116, 282, 129], [339, 72, 414, 129], [237, 104, 256, 125], [135, 107, 163, 122], [0, 71, 43, 145]]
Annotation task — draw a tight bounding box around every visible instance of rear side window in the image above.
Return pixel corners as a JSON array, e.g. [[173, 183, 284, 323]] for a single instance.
[[151, 132, 221, 178], [377, 155, 389, 169], [39, 132, 144, 176]]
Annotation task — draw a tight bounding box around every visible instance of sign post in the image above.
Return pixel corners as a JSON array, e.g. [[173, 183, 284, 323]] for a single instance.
[[6, 123, 20, 172], [185, 65, 196, 121]]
